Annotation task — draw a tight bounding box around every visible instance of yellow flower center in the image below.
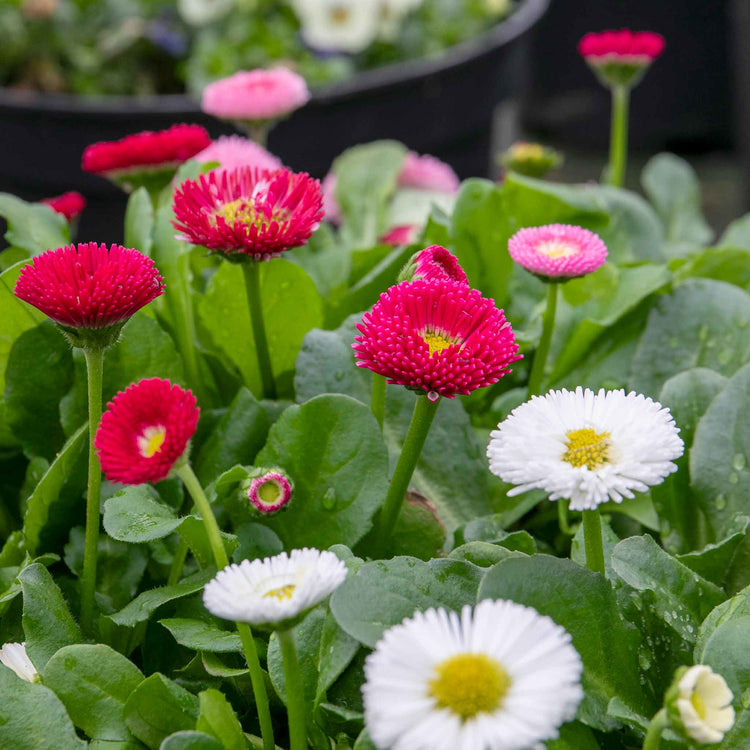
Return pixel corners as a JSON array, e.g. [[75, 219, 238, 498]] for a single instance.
[[428, 653, 511, 721], [512, 143, 545, 160], [421, 329, 459, 357], [258, 480, 281, 505], [537, 240, 578, 259], [137, 426, 167, 458], [331, 5, 350, 24], [214, 198, 262, 229], [691, 690, 708, 720], [263, 584, 296, 601], [562, 428, 611, 470]]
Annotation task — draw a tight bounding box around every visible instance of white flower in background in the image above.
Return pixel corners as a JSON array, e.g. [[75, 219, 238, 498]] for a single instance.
[[0, 642, 39, 683], [178, 0, 235, 26], [363, 600, 583, 750], [487, 387, 684, 511], [203, 548, 348, 628], [667, 665, 735, 745], [292, 0, 381, 54], [378, 0, 424, 42], [485, 0, 511, 16]]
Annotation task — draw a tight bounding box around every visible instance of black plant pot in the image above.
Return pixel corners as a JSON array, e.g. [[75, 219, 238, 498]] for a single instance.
[[0, 0, 547, 245]]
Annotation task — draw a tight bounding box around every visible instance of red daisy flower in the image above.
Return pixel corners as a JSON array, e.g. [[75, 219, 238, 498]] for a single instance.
[[14, 243, 165, 331], [245, 469, 293, 514], [578, 30, 665, 88], [95, 378, 200, 485], [40, 191, 86, 222], [353, 279, 520, 399], [399, 245, 469, 285], [380, 224, 420, 247], [172, 166, 323, 261]]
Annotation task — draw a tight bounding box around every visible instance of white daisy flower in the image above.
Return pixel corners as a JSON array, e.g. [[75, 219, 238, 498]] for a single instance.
[[203, 548, 348, 629], [668, 665, 735, 745], [177, 0, 235, 26], [487, 387, 684, 511], [292, 0, 380, 54], [363, 599, 583, 750], [0, 642, 39, 683]]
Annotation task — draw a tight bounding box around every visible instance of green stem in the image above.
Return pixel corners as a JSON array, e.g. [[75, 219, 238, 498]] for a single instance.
[[167, 537, 190, 586], [642, 708, 669, 750], [582, 508, 606, 575], [608, 85, 630, 188], [376, 395, 440, 553], [80, 347, 104, 635], [277, 628, 307, 750], [242, 261, 277, 400], [177, 462, 275, 750], [527, 283, 558, 397], [371, 374, 386, 429]]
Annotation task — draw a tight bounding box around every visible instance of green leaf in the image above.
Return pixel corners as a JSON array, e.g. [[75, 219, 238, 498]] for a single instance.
[[630, 279, 750, 396], [0, 193, 69, 256], [124, 187, 154, 255], [196, 689, 248, 750], [387, 491, 446, 560], [177, 516, 237, 568], [160, 732, 222, 750], [103, 486, 182, 543], [478, 555, 651, 729], [159, 618, 242, 653], [610, 535, 725, 642], [690, 363, 750, 541], [19, 563, 82, 672], [330, 557, 483, 648], [695, 586, 750, 657], [547, 721, 601, 750], [448, 541, 526, 567], [194, 387, 270, 486], [677, 531, 747, 589], [0, 666, 86, 749], [199, 259, 323, 398], [720, 213, 750, 249], [254, 394, 389, 549], [641, 153, 713, 255], [44, 644, 144, 741], [123, 673, 200, 749], [672, 246, 750, 292]]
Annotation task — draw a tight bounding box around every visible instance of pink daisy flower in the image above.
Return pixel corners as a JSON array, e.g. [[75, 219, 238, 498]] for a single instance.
[[508, 224, 608, 280], [399, 245, 469, 285], [172, 166, 323, 261], [398, 152, 460, 194], [321, 172, 342, 225], [353, 278, 520, 400], [201, 67, 310, 123], [578, 30, 665, 88], [95, 378, 200, 485], [40, 191, 86, 222], [14, 243, 165, 331], [246, 469, 293, 514], [194, 135, 283, 175], [380, 224, 420, 247]]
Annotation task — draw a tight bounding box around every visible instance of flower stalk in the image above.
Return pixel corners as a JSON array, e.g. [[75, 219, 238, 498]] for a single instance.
[[242, 261, 277, 400], [582, 509, 606, 575], [608, 85, 630, 187], [642, 708, 669, 750], [277, 627, 308, 750]]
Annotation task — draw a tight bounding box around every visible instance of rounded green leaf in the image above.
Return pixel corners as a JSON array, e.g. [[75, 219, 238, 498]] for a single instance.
[[103, 486, 182, 543]]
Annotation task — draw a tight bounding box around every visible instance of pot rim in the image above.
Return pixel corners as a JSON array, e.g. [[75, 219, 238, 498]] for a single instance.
[[0, 0, 548, 115]]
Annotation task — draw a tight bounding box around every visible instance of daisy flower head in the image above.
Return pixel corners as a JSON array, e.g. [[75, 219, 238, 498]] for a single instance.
[[172, 166, 323, 261], [487, 387, 684, 511], [508, 224, 608, 281], [194, 135, 284, 176], [353, 278, 520, 400], [0, 642, 39, 683], [14, 243, 165, 348], [499, 141, 563, 179], [40, 191, 86, 223], [398, 245, 468, 285], [666, 665, 735, 745], [380, 224, 420, 248], [363, 599, 583, 750], [244, 467, 294, 515], [95, 378, 199, 485], [578, 29, 665, 89], [203, 548, 348, 629], [321, 171, 343, 225], [201, 67, 310, 123], [292, 0, 380, 54], [398, 151, 460, 194]]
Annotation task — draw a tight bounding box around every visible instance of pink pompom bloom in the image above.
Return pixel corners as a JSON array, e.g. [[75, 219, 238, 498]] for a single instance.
[[95, 378, 200, 485], [246, 469, 293, 514], [172, 166, 323, 261], [321, 172, 342, 225], [194, 135, 283, 175], [578, 30, 665, 88], [354, 278, 520, 400], [398, 152, 460, 194], [508, 224, 608, 281], [14, 243, 165, 332], [380, 224, 420, 247], [399, 245, 468, 285], [202, 67, 310, 123], [40, 191, 86, 222]]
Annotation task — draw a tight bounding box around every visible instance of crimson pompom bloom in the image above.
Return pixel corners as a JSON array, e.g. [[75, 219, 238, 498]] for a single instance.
[[578, 30, 665, 88], [95, 378, 200, 485], [380, 224, 419, 248], [399, 245, 468, 285], [353, 279, 520, 400], [40, 191, 86, 222], [508, 224, 608, 281], [172, 166, 323, 261], [14, 243, 165, 344]]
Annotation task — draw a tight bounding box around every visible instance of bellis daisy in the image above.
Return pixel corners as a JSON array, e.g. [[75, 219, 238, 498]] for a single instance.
[[292, 0, 380, 54], [0, 642, 39, 683], [508, 224, 607, 281], [203, 548, 348, 629], [14, 243, 165, 346], [398, 245, 468, 285], [245, 468, 294, 514], [95, 378, 200, 485], [398, 151, 460, 194], [40, 191, 86, 222], [487, 387, 684, 511], [353, 278, 519, 400], [380, 224, 420, 247], [363, 600, 583, 750], [172, 166, 323, 261], [499, 141, 563, 179], [666, 665, 735, 745], [194, 135, 283, 176]]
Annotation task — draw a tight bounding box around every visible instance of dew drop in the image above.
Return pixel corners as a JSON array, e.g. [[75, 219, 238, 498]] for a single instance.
[[715, 494, 727, 510], [733, 453, 746, 471], [728, 472, 739, 485], [322, 488, 337, 510]]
